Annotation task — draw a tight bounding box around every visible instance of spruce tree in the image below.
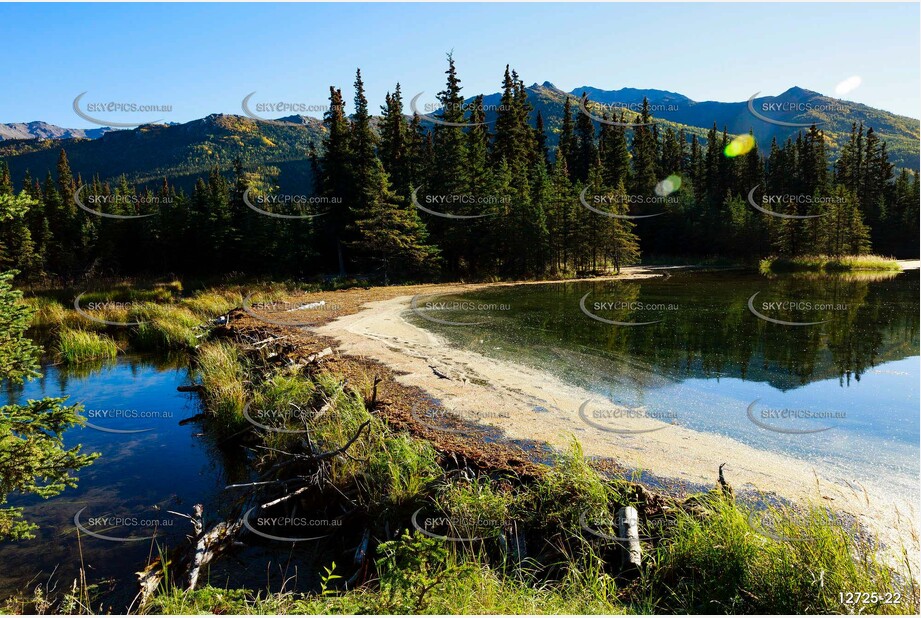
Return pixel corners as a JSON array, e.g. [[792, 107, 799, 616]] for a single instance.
[[630, 99, 658, 195], [320, 85, 353, 276]]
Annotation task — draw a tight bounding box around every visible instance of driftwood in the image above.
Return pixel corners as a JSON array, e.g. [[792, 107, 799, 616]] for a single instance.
[[255, 420, 371, 465], [307, 347, 333, 364], [429, 365, 451, 380], [185, 505, 206, 590], [617, 506, 642, 572], [718, 462, 733, 498], [136, 504, 243, 608], [251, 335, 289, 350], [177, 384, 204, 393]]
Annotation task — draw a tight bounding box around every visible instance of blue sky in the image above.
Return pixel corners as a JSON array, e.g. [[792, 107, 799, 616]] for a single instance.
[[1, 2, 918, 128]]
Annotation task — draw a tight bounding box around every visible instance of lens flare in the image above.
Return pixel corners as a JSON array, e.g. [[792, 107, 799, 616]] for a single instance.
[[835, 75, 862, 96], [724, 134, 755, 158], [655, 174, 682, 197]]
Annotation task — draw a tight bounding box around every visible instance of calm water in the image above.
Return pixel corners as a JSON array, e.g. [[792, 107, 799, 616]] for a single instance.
[[407, 269, 920, 495], [0, 355, 248, 610]]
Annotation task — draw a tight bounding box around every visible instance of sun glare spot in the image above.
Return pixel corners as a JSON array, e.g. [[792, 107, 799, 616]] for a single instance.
[[724, 134, 755, 158]]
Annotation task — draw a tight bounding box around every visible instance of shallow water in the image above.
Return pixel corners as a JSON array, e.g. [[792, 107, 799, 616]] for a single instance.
[[407, 269, 920, 497], [0, 355, 246, 610]]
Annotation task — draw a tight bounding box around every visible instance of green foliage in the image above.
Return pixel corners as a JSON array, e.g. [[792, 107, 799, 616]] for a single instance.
[[54, 328, 119, 363], [761, 254, 902, 273], [0, 271, 98, 540], [196, 340, 247, 433], [646, 493, 916, 614]]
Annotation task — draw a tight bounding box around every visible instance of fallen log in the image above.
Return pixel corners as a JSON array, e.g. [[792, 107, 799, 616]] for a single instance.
[[136, 504, 244, 607], [618, 506, 642, 573]]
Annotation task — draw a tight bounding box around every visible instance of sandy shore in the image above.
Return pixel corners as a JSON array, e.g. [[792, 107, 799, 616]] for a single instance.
[[308, 265, 918, 567]]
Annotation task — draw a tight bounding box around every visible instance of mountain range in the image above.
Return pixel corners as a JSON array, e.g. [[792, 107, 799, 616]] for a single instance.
[[1, 84, 917, 193]]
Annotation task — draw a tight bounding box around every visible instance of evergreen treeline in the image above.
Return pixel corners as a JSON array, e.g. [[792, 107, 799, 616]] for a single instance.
[[1, 58, 917, 284]]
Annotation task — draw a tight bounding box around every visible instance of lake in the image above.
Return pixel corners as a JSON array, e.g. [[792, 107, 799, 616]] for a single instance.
[[406, 268, 920, 498]]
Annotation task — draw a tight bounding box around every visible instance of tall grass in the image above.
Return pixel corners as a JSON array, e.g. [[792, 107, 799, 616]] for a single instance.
[[645, 493, 916, 614], [761, 254, 902, 273], [54, 329, 119, 364], [196, 341, 247, 433], [132, 304, 202, 350]]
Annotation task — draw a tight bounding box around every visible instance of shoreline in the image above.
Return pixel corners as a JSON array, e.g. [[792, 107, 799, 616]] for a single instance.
[[304, 266, 918, 569]]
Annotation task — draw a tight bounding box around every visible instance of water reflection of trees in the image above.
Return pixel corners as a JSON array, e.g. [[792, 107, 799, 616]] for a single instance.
[[439, 271, 919, 392]]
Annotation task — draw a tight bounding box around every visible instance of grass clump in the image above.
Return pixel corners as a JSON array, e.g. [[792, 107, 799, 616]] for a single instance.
[[646, 493, 917, 614], [532, 439, 623, 530], [760, 254, 902, 273], [132, 304, 202, 350], [181, 289, 240, 320], [196, 341, 247, 433], [24, 296, 71, 330], [54, 328, 119, 364], [364, 433, 441, 509], [432, 476, 514, 542]]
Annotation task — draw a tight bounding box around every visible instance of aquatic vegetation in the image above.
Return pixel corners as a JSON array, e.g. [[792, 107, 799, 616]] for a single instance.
[[132, 304, 203, 350], [54, 328, 119, 364], [760, 254, 902, 273], [195, 340, 247, 433]]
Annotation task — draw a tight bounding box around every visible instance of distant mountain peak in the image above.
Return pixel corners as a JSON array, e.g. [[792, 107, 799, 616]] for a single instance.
[[775, 86, 822, 99], [0, 121, 112, 141], [528, 81, 560, 92]]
